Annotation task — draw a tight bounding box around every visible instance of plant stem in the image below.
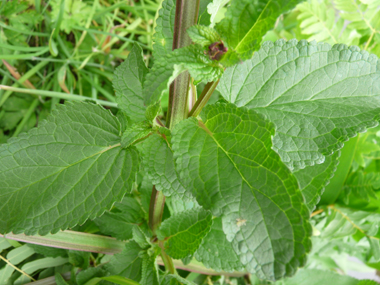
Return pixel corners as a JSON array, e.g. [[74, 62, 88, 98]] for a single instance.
[[149, 186, 166, 236], [166, 0, 200, 129], [0, 230, 125, 254], [159, 242, 177, 274], [188, 80, 219, 117], [148, 0, 201, 275], [1, 230, 247, 277]]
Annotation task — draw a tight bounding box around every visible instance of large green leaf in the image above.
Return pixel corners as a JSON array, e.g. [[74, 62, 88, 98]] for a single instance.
[[153, 0, 175, 59], [114, 44, 148, 124], [105, 241, 144, 282], [218, 39, 380, 171], [93, 196, 145, 241], [194, 217, 244, 272], [172, 103, 311, 280], [293, 151, 340, 212], [157, 208, 212, 259], [137, 134, 190, 199], [216, 0, 302, 59], [144, 44, 223, 106], [0, 102, 139, 235]]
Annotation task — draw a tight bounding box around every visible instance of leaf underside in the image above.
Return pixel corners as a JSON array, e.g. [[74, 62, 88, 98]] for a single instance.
[[172, 103, 311, 280], [0, 102, 138, 235], [218, 39, 380, 170], [294, 151, 340, 212]]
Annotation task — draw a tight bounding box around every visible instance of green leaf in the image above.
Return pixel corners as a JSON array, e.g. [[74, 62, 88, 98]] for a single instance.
[[14, 256, 69, 285], [144, 44, 224, 106], [68, 250, 90, 269], [101, 276, 142, 285], [145, 101, 161, 122], [218, 39, 380, 171], [293, 151, 340, 212], [207, 0, 229, 27], [55, 273, 69, 285], [321, 136, 359, 204], [105, 241, 144, 282], [353, 128, 380, 166], [121, 121, 152, 148], [140, 254, 159, 285], [26, 243, 68, 258], [0, 238, 12, 252], [338, 171, 380, 209], [216, 0, 302, 59], [77, 267, 107, 285], [153, 0, 175, 59], [172, 103, 311, 280], [194, 217, 244, 272], [114, 43, 148, 124], [93, 196, 145, 241], [157, 208, 213, 259], [137, 134, 191, 199], [133, 226, 150, 250], [0, 101, 139, 235], [198, 0, 212, 26], [296, 0, 361, 45], [187, 25, 221, 46], [277, 269, 358, 285], [0, 245, 35, 284]]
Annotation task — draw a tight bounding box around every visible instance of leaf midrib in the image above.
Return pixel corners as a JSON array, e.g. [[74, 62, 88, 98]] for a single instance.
[[198, 120, 286, 262]]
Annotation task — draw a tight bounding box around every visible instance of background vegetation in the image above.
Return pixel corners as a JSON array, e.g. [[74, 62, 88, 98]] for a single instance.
[[2, 0, 380, 284]]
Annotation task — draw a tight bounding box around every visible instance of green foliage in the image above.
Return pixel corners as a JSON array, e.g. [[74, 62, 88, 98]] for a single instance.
[[137, 133, 191, 199], [216, 0, 303, 59], [194, 217, 244, 272], [105, 241, 144, 282], [153, 0, 176, 59], [187, 25, 221, 46], [157, 208, 212, 259], [172, 103, 311, 280], [4, 0, 380, 284], [93, 196, 146, 241], [218, 39, 380, 171], [144, 44, 224, 106], [0, 102, 139, 235], [114, 44, 149, 124], [293, 152, 340, 212]]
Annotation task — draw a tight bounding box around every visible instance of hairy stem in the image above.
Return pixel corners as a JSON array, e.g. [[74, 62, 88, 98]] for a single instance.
[[166, 0, 200, 129]]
